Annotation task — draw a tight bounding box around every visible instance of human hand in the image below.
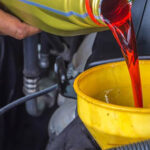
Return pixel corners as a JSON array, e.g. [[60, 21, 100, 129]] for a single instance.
[[0, 9, 40, 40]]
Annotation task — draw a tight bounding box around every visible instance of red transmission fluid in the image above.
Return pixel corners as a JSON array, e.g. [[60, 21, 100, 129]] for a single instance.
[[86, 0, 143, 107]]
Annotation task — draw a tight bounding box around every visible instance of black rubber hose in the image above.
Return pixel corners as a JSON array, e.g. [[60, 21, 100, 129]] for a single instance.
[[0, 84, 58, 115], [0, 37, 5, 74], [23, 35, 40, 78]]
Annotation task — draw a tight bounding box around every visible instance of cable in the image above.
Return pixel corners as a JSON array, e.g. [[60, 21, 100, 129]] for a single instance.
[[0, 84, 58, 115]]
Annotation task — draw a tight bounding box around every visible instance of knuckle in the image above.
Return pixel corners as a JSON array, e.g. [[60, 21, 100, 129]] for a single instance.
[[14, 25, 27, 40], [16, 34, 26, 40]]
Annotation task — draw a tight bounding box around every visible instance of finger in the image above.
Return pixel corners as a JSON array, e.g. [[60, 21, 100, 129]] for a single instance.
[[21, 23, 41, 38], [0, 9, 40, 39], [0, 9, 22, 37], [12, 22, 40, 40]]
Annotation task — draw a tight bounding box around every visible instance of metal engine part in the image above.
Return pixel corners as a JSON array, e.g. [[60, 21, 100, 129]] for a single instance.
[[48, 98, 76, 139], [39, 53, 50, 69], [109, 140, 150, 150], [23, 35, 46, 117], [23, 77, 46, 116]]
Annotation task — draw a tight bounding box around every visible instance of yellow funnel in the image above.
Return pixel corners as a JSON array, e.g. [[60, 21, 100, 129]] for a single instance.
[[74, 60, 150, 150]]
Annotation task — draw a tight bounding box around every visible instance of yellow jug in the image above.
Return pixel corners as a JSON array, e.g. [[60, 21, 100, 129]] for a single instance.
[[74, 60, 150, 150], [0, 0, 133, 36]]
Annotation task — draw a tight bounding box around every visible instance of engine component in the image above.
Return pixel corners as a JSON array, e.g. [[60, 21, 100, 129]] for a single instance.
[[23, 35, 45, 116], [0, 84, 58, 115], [54, 56, 68, 93], [109, 140, 150, 150], [48, 99, 76, 139], [46, 117, 100, 150], [39, 52, 50, 69]]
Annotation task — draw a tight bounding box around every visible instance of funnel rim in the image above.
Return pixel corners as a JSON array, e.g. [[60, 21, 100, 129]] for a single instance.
[[74, 60, 150, 114]]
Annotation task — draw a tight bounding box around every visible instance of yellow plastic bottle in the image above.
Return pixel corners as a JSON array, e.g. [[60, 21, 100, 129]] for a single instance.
[[0, 0, 121, 36]]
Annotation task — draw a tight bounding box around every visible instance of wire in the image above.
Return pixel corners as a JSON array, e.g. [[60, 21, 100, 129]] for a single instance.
[[0, 84, 58, 115]]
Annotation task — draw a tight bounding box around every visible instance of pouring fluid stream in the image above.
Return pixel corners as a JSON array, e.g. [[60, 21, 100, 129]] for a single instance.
[[86, 0, 143, 107]]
